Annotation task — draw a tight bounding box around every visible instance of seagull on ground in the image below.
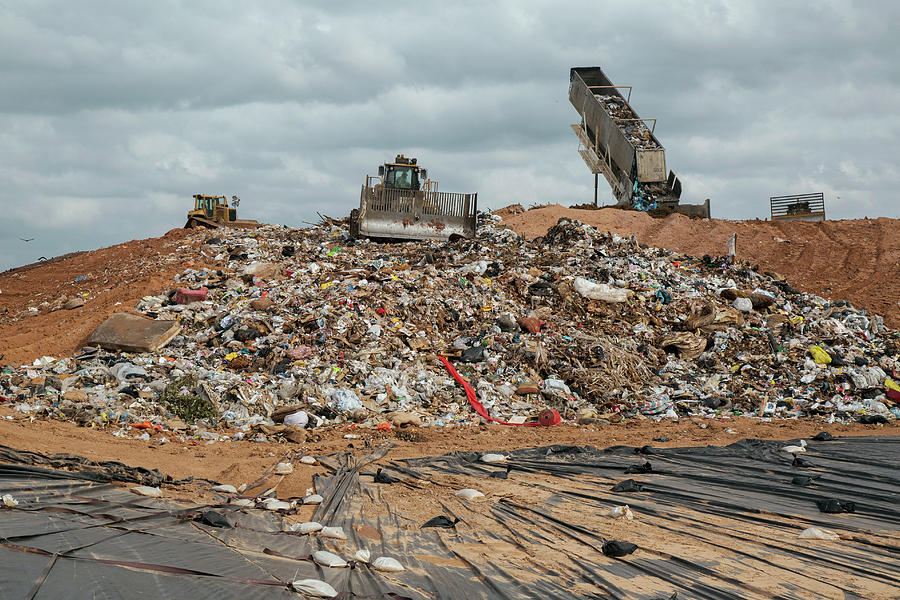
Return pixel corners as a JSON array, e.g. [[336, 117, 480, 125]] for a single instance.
[[782, 440, 807, 454]]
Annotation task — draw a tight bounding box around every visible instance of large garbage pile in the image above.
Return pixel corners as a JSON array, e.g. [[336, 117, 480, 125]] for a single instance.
[[1, 216, 897, 443], [594, 94, 660, 150]]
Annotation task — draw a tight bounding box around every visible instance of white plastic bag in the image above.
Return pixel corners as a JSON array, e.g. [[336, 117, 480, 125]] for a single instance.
[[299, 455, 317, 465], [455, 488, 484, 500], [572, 277, 629, 303], [130, 486, 162, 498], [606, 505, 634, 520], [274, 462, 294, 475], [303, 494, 324, 505], [480, 453, 507, 464], [733, 297, 752, 312], [284, 411, 309, 427], [2, 494, 18, 507], [212, 484, 237, 494], [798, 527, 839, 540]]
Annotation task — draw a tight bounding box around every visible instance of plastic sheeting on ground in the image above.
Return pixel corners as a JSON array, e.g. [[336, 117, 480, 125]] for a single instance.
[[1, 436, 898, 599]]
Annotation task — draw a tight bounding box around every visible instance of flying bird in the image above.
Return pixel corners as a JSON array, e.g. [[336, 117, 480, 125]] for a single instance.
[[20, 238, 34, 242]]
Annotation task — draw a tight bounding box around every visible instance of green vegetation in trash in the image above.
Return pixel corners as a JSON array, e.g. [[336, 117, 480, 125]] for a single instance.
[[160, 375, 217, 423]]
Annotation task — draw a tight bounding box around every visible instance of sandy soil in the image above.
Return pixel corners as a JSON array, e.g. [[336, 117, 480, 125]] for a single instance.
[[496, 204, 900, 329], [0, 228, 202, 365], [1, 404, 896, 504]]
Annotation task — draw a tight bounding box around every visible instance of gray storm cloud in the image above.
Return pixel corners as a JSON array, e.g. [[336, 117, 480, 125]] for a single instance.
[[1, 1, 898, 271]]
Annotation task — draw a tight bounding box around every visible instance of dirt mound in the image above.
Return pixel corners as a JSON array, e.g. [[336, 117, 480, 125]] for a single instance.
[[0, 228, 202, 365], [498, 205, 900, 328]]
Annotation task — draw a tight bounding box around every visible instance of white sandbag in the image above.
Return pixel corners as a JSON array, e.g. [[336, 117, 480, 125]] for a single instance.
[[292, 521, 323, 534], [212, 484, 237, 494], [372, 556, 405, 572], [480, 453, 507, 464], [606, 505, 634, 520], [798, 527, 840, 540], [299, 455, 317, 465], [262, 498, 291, 511], [455, 488, 484, 500], [313, 550, 348, 568], [320, 526, 347, 540], [292, 579, 338, 597], [274, 462, 294, 474], [130, 486, 163, 498], [572, 277, 629, 303], [354, 549, 371, 562]]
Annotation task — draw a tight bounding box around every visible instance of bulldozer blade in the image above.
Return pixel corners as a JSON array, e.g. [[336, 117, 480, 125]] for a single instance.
[[355, 187, 476, 241], [185, 216, 222, 229], [224, 219, 261, 229]]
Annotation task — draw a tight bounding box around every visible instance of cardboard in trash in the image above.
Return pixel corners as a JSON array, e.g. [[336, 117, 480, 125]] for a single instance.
[[87, 313, 180, 353]]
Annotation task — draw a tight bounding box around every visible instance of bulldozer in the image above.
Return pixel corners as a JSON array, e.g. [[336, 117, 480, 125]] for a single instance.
[[349, 155, 477, 241], [184, 195, 260, 229]]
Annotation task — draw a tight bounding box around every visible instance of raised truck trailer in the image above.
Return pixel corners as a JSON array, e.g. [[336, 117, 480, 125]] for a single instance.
[[569, 66, 710, 218]]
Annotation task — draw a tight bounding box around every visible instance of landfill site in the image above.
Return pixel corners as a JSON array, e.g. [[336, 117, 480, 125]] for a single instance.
[[1, 69, 899, 600]]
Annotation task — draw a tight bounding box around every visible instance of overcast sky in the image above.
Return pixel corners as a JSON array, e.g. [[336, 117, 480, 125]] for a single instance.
[[1, 1, 898, 271]]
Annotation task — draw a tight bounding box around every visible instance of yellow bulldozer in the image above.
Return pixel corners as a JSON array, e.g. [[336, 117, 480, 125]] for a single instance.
[[184, 195, 259, 229]]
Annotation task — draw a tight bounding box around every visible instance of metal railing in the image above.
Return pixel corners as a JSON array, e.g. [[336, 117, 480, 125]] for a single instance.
[[770, 193, 825, 221], [366, 188, 474, 218]]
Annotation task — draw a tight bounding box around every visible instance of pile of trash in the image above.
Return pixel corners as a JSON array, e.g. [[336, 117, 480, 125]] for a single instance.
[[594, 94, 660, 150], [1, 215, 897, 443]]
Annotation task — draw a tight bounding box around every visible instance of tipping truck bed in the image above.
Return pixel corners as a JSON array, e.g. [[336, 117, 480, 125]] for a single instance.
[[569, 66, 709, 218]]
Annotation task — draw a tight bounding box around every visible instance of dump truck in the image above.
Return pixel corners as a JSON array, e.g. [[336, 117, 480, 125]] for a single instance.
[[349, 155, 477, 241], [569, 66, 710, 218], [185, 194, 260, 229]]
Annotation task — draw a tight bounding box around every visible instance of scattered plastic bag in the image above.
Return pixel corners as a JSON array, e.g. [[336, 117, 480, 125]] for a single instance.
[[798, 527, 839, 540], [274, 462, 293, 475], [572, 277, 629, 303], [606, 505, 634, 520], [455, 488, 484, 500], [480, 453, 507, 463], [130, 486, 162, 498]]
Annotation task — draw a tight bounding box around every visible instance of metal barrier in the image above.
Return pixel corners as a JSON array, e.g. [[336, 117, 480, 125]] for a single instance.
[[770, 193, 825, 222]]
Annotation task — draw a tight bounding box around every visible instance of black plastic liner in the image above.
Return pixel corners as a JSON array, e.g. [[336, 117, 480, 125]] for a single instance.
[[1, 436, 897, 599]]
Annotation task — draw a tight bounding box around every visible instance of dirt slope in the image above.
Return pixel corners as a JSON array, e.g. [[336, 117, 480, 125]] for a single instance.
[[497, 205, 900, 329], [0, 228, 201, 365]]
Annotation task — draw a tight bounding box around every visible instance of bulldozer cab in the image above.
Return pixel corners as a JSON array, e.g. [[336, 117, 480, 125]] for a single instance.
[[382, 165, 420, 190], [194, 195, 224, 218]]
